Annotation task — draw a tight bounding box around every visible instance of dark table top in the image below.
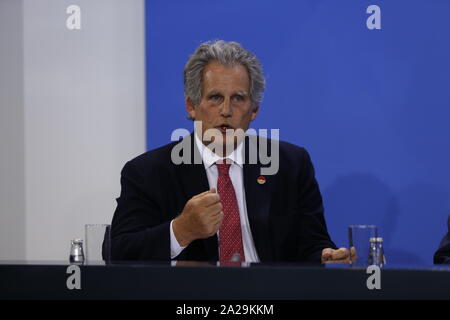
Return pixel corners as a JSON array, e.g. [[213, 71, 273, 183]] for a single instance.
[[1, 260, 450, 300]]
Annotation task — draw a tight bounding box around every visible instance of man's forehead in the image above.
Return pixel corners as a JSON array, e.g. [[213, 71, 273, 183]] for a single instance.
[[202, 63, 249, 87], [205, 88, 249, 95], [203, 61, 248, 76]]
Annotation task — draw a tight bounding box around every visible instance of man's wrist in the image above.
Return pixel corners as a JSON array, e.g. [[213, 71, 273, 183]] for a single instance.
[[172, 216, 194, 247]]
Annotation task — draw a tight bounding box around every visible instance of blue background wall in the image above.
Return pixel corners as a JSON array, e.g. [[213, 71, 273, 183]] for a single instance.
[[145, 0, 450, 265]]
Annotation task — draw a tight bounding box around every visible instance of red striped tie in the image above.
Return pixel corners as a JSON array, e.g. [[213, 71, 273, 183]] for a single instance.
[[216, 161, 245, 263]]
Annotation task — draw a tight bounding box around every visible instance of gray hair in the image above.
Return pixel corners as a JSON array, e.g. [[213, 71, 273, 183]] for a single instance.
[[183, 40, 265, 109]]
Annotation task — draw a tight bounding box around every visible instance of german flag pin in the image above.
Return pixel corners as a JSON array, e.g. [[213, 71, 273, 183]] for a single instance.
[[257, 176, 266, 185]]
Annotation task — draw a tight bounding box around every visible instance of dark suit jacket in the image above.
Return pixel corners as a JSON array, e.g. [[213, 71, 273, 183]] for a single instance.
[[434, 215, 450, 264], [111, 134, 336, 263]]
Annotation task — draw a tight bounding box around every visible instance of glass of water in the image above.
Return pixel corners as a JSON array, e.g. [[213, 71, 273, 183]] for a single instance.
[[348, 225, 378, 267]]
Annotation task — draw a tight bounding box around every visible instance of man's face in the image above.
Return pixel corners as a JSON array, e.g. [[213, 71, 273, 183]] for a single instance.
[[186, 61, 259, 151]]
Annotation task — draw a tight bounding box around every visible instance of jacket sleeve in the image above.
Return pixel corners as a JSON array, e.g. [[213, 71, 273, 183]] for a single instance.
[[110, 160, 171, 261], [296, 148, 337, 263]]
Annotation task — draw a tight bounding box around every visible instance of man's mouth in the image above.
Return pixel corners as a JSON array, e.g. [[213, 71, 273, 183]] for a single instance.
[[216, 124, 234, 133]]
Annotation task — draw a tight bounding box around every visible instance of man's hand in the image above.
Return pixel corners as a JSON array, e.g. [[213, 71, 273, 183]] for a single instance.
[[172, 189, 224, 247], [321, 247, 356, 264]]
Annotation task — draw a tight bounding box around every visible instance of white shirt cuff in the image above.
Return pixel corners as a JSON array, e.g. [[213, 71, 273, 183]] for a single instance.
[[170, 220, 187, 259]]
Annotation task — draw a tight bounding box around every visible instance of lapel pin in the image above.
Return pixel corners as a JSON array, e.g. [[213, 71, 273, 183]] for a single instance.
[[257, 176, 266, 185]]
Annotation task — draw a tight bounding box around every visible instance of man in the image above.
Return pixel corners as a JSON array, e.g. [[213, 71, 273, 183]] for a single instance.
[[111, 40, 349, 263], [434, 215, 450, 264]]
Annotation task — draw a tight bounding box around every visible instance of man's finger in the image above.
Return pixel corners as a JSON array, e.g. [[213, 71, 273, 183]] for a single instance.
[[198, 193, 221, 207], [324, 258, 350, 264], [211, 211, 224, 226], [331, 248, 350, 260], [204, 202, 223, 216], [192, 188, 215, 200], [321, 248, 334, 261]]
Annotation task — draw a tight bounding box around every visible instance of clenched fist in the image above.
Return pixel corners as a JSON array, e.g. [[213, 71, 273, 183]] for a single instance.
[[172, 189, 224, 247]]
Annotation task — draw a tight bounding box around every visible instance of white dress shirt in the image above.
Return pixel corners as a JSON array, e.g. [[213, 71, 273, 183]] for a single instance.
[[170, 133, 260, 262]]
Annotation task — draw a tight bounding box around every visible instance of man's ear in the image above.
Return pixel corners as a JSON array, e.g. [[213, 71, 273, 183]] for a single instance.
[[185, 97, 196, 120], [250, 105, 259, 121]]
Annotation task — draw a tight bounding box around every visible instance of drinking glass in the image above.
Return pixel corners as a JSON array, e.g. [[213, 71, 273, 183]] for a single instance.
[[348, 225, 378, 267]]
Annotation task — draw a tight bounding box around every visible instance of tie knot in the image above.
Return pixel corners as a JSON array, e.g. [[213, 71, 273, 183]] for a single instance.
[[216, 161, 231, 176]]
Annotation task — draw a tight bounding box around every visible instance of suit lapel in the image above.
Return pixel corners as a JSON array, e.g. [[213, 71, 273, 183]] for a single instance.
[[243, 136, 272, 262], [176, 135, 209, 199]]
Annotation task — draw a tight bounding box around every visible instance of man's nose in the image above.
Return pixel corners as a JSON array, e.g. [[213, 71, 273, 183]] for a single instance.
[[220, 98, 232, 117]]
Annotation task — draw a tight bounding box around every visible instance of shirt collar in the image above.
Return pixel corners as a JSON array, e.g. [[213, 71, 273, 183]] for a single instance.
[[194, 132, 244, 168]]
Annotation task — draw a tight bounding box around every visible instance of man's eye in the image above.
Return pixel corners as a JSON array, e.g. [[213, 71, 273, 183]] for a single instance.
[[210, 95, 221, 101], [232, 95, 244, 102]]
